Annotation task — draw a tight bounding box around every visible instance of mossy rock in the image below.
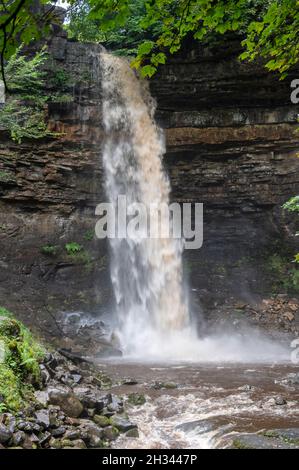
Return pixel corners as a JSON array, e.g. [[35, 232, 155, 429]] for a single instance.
[[103, 426, 120, 440], [0, 318, 21, 338], [125, 428, 139, 438], [128, 393, 146, 406], [93, 415, 110, 427]]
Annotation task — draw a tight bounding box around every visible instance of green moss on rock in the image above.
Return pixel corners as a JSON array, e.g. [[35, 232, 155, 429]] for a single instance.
[[0, 307, 44, 412]]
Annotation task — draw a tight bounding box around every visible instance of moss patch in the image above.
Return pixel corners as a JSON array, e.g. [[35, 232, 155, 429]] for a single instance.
[[264, 253, 299, 294], [0, 307, 45, 412], [232, 438, 252, 449]]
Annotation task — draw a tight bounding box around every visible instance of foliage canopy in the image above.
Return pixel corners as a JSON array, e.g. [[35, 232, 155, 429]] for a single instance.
[[0, 1, 298, 81], [66, 0, 299, 78]]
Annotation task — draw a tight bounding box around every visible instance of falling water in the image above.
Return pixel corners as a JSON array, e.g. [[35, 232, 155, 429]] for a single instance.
[[100, 52, 289, 362], [101, 52, 193, 357]]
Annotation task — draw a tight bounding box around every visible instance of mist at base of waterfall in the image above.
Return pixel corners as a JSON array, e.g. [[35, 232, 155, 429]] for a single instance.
[[113, 318, 289, 363]]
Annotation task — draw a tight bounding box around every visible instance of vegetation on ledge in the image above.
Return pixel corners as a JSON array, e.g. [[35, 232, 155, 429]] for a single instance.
[[0, 307, 44, 412]]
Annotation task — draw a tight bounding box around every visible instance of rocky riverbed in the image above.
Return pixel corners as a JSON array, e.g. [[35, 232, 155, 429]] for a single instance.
[[0, 350, 138, 449], [0, 331, 299, 449]]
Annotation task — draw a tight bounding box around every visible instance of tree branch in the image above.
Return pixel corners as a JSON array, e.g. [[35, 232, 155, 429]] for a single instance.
[[0, 0, 27, 30], [0, 0, 28, 91], [0, 26, 9, 92]]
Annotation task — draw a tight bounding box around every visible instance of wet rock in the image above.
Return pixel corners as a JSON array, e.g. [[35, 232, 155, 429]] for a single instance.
[[87, 408, 96, 418], [106, 393, 123, 413], [29, 433, 40, 445], [101, 407, 114, 418], [128, 393, 146, 406], [3, 414, 17, 434], [48, 386, 83, 418], [38, 431, 51, 446], [153, 381, 178, 390], [44, 353, 65, 371], [34, 391, 49, 407], [49, 437, 62, 449], [70, 439, 87, 449], [79, 419, 104, 443], [35, 410, 50, 429], [48, 408, 61, 428], [89, 434, 103, 448], [64, 429, 80, 440], [11, 431, 25, 446], [110, 415, 137, 433], [39, 364, 51, 384], [268, 428, 299, 443], [51, 426, 66, 437], [22, 433, 38, 449], [64, 417, 81, 426], [103, 426, 119, 441], [58, 348, 90, 365], [274, 396, 287, 405], [232, 434, 292, 449], [17, 421, 39, 433], [73, 386, 104, 412], [60, 438, 86, 448], [0, 424, 12, 444], [107, 402, 123, 413], [122, 378, 138, 386], [125, 428, 139, 438], [71, 374, 83, 384], [93, 415, 110, 427]]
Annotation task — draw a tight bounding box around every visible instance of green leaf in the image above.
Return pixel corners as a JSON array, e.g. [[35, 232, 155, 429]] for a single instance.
[[140, 64, 157, 78], [137, 40, 155, 56], [151, 52, 166, 66]]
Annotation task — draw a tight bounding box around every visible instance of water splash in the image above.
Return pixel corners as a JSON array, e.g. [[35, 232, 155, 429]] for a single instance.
[[100, 52, 288, 363], [101, 52, 191, 356]]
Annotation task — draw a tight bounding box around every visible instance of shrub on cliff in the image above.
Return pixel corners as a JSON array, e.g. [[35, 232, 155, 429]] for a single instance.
[[283, 196, 299, 264], [0, 47, 71, 143], [0, 47, 54, 143]]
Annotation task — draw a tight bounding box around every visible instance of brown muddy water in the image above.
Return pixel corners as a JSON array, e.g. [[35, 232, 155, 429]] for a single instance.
[[95, 361, 299, 449]]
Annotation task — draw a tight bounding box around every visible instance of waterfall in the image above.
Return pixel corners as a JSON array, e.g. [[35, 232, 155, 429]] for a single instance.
[[100, 52, 193, 357], [99, 52, 289, 363]]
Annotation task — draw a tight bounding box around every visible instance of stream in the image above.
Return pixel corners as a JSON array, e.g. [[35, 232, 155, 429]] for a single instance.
[[96, 360, 299, 449]]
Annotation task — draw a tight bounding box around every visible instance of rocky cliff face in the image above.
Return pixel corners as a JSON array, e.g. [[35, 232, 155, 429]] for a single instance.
[[0, 31, 298, 342]]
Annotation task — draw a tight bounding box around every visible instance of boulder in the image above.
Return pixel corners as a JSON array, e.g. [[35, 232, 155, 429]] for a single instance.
[[48, 386, 83, 418], [102, 426, 119, 441], [0, 424, 12, 444], [35, 409, 50, 429], [109, 415, 137, 433], [93, 415, 110, 427], [73, 386, 105, 412]]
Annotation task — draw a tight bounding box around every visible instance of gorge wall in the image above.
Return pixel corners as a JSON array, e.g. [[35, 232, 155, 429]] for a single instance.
[[0, 28, 298, 344], [152, 39, 299, 314]]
